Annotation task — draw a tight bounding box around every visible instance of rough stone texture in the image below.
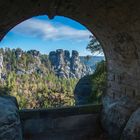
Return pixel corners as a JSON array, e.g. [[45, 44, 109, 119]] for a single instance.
[[0, 0, 140, 139], [74, 75, 92, 105], [71, 50, 90, 78], [1, 48, 43, 76], [121, 107, 140, 140], [15, 48, 23, 58], [0, 95, 22, 140], [49, 49, 90, 78], [102, 96, 140, 140], [27, 50, 40, 57], [20, 105, 102, 140]]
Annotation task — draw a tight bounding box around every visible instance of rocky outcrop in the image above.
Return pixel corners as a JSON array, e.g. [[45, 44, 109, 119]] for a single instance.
[[121, 107, 140, 140], [101, 96, 140, 140], [15, 49, 42, 75], [49, 49, 91, 78], [27, 50, 40, 57], [0, 95, 22, 140], [15, 48, 23, 59], [74, 75, 92, 105], [0, 48, 92, 79]]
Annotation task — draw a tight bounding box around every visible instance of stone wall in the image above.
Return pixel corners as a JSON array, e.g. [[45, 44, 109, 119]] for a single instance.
[[0, 0, 140, 102], [20, 105, 102, 140], [0, 0, 140, 139]]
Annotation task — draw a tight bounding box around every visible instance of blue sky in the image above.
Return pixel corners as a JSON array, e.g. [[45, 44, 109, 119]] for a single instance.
[[0, 15, 94, 56]]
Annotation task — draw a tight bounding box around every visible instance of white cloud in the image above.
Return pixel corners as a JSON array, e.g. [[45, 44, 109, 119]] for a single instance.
[[12, 18, 92, 41]]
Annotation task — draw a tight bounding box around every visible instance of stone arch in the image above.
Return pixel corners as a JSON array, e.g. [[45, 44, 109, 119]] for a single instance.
[[1, 0, 140, 101], [0, 0, 140, 139], [1, 0, 110, 100]]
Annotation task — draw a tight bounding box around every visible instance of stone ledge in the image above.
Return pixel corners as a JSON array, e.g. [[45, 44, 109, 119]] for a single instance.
[[20, 104, 102, 120], [20, 104, 102, 140]]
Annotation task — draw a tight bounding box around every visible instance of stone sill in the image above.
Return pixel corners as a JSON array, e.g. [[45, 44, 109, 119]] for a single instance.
[[19, 104, 102, 120]]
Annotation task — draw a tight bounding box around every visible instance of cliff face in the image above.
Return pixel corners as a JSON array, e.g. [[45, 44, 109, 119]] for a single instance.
[[49, 49, 91, 78], [0, 48, 50, 80], [0, 48, 92, 80]]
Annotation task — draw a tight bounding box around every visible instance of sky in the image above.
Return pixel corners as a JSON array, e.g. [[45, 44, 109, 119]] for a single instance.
[[0, 15, 100, 56]]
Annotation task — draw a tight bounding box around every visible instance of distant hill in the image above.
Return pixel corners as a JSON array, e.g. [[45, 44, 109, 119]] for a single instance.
[[80, 55, 105, 72], [0, 48, 104, 79]]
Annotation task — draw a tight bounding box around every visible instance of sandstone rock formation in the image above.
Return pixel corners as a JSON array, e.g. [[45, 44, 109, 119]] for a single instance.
[[74, 75, 92, 105], [0, 95, 22, 140], [0, 48, 93, 81], [121, 107, 140, 140], [49, 49, 91, 78], [15, 48, 23, 59], [27, 50, 40, 57], [102, 96, 140, 140]]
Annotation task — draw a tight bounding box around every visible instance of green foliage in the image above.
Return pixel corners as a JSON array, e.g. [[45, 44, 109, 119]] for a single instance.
[[86, 35, 106, 104], [0, 48, 78, 109], [0, 47, 106, 109], [86, 35, 102, 54], [88, 61, 107, 104], [0, 85, 11, 95]]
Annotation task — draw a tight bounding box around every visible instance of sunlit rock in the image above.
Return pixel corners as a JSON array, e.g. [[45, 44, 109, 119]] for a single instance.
[[49, 49, 91, 78]]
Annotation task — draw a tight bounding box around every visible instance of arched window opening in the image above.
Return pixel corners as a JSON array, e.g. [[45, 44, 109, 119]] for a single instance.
[[0, 15, 106, 109]]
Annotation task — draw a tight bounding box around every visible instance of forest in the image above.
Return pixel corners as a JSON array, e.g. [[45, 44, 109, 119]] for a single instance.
[[0, 48, 79, 109], [0, 36, 106, 109]]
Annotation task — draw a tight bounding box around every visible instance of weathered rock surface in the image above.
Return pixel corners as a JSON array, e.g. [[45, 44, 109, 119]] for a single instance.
[[121, 107, 140, 140], [0, 48, 94, 79], [20, 104, 102, 140], [0, 95, 22, 140], [0, 48, 43, 76], [101, 96, 140, 140], [49, 49, 91, 78], [15, 48, 23, 59], [74, 75, 92, 105], [27, 50, 40, 57]]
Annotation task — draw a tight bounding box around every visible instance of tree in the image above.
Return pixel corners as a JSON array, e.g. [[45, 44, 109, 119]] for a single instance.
[[84, 55, 92, 61], [0, 47, 78, 109], [89, 61, 107, 104], [86, 35, 102, 54], [86, 35, 106, 104]]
